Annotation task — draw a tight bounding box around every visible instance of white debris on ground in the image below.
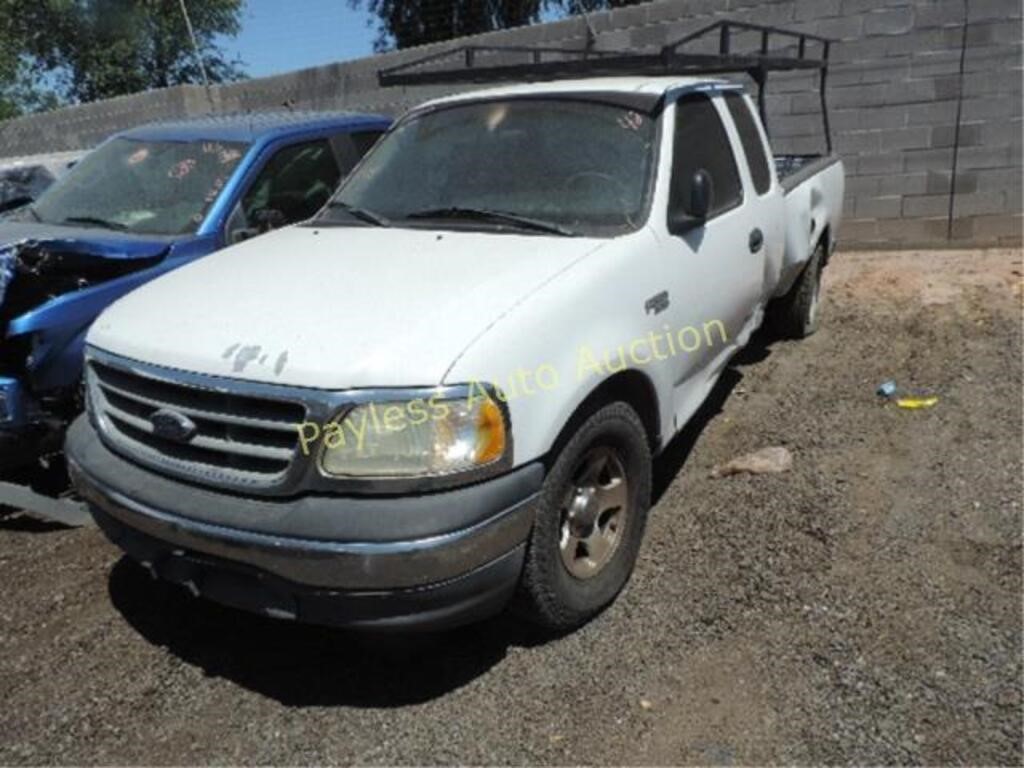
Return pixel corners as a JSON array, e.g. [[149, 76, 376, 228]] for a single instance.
[[711, 446, 794, 478]]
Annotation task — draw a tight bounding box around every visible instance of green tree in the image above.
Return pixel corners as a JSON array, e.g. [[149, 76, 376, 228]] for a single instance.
[[1, 0, 246, 116], [0, 54, 20, 119], [355, 0, 643, 51], [357, 0, 541, 52], [0, 0, 51, 118]]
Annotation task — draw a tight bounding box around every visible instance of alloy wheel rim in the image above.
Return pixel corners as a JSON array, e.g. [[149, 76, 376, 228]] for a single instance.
[[559, 446, 629, 580]]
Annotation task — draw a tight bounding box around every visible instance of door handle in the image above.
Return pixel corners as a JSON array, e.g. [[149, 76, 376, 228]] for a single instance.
[[749, 228, 764, 253]]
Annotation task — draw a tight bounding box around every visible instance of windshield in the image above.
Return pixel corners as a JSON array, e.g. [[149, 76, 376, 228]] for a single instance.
[[319, 98, 658, 237], [30, 137, 248, 236]]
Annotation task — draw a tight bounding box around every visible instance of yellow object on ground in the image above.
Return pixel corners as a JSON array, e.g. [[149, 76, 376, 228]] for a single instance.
[[896, 396, 939, 409]]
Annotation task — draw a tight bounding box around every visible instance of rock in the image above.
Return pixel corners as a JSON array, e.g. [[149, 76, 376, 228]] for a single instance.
[[711, 446, 794, 478]]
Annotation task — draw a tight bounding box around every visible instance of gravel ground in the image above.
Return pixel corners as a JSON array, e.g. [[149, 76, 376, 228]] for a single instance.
[[0, 248, 1021, 766]]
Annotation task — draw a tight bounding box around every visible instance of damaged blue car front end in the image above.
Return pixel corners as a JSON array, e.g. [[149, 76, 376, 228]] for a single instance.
[[0, 111, 392, 479], [0, 225, 215, 468]]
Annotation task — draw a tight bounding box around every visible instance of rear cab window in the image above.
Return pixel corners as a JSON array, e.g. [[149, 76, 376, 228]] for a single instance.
[[723, 91, 773, 195]]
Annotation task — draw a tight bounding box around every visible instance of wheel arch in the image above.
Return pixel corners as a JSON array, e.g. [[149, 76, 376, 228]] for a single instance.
[[542, 368, 661, 470]]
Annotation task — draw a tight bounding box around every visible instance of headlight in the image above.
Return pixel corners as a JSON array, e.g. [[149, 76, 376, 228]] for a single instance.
[[318, 386, 509, 479]]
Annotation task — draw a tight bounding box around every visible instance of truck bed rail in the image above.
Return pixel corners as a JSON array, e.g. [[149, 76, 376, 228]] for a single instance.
[[775, 153, 842, 193]]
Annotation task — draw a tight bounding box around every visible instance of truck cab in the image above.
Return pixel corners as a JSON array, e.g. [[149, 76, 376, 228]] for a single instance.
[[0, 111, 389, 475]]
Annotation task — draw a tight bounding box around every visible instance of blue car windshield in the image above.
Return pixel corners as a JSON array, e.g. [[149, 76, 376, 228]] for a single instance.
[[30, 137, 248, 236]]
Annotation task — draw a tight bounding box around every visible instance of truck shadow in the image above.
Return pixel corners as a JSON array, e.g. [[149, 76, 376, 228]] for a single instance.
[[0, 508, 68, 532], [106, 331, 776, 708], [107, 555, 551, 708], [652, 328, 771, 503]]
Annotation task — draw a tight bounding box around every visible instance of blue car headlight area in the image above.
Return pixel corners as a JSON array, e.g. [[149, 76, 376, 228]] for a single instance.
[[0, 377, 24, 425]]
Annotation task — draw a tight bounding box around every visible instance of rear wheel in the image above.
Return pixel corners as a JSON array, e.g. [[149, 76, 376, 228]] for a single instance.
[[768, 239, 826, 339], [513, 402, 651, 631]]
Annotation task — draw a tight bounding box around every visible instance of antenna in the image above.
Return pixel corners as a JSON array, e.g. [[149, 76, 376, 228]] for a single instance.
[[177, 0, 215, 111], [575, 0, 598, 52]]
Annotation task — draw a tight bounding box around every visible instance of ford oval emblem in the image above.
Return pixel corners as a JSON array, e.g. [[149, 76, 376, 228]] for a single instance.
[[150, 409, 198, 443]]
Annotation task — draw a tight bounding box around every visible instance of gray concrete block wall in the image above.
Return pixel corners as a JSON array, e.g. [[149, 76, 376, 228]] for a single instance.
[[0, 0, 1019, 247]]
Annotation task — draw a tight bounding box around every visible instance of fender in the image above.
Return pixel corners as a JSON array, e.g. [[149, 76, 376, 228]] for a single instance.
[[445, 229, 682, 465]]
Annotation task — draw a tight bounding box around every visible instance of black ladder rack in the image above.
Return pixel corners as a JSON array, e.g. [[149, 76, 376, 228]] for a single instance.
[[378, 19, 834, 152]]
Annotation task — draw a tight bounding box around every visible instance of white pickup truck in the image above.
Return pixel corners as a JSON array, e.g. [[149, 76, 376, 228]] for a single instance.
[[66, 30, 844, 632]]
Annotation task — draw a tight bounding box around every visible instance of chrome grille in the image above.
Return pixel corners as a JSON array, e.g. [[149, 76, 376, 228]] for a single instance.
[[87, 353, 307, 492]]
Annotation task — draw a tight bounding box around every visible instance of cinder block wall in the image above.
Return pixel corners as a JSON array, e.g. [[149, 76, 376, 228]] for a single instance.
[[0, 0, 1020, 247]]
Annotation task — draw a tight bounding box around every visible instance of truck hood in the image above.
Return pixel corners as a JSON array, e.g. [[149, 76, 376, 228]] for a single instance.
[[89, 226, 605, 389]]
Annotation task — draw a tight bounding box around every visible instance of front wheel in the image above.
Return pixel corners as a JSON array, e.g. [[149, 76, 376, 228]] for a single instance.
[[768, 239, 826, 339], [513, 402, 652, 632]]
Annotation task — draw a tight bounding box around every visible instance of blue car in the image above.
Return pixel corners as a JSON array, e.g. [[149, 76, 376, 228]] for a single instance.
[[0, 110, 390, 472]]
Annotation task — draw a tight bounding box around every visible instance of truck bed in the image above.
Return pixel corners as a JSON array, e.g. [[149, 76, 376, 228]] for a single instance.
[[775, 152, 846, 298], [775, 153, 843, 193]]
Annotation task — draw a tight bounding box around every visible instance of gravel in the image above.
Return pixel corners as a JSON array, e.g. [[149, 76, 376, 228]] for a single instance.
[[0, 247, 1020, 765]]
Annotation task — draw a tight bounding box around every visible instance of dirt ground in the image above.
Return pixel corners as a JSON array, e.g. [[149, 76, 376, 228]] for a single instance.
[[0, 248, 1021, 766]]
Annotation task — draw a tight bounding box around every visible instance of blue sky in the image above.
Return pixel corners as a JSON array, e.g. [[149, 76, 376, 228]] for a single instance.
[[227, 0, 379, 77]]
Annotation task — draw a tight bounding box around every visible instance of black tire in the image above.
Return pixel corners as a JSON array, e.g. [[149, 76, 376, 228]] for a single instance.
[[513, 401, 652, 631], [768, 239, 826, 339]]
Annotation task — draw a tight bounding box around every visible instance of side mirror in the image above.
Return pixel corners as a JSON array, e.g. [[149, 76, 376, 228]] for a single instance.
[[252, 207, 286, 233], [668, 169, 714, 234], [229, 226, 259, 245], [686, 169, 713, 220]]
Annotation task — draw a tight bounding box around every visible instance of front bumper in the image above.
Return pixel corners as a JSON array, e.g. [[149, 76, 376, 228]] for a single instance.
[[66, 416, 543, 630]]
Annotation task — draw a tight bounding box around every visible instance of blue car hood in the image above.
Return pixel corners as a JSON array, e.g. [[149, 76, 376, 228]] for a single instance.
[[0, 221, 176, 309], [0, 221, 175, 260]]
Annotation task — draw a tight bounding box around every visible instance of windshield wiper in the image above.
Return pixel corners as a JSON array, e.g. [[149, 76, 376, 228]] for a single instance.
[[325, 200, 390, 227], [403, 207, 579, 237], [62, 215, 129, 232]]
